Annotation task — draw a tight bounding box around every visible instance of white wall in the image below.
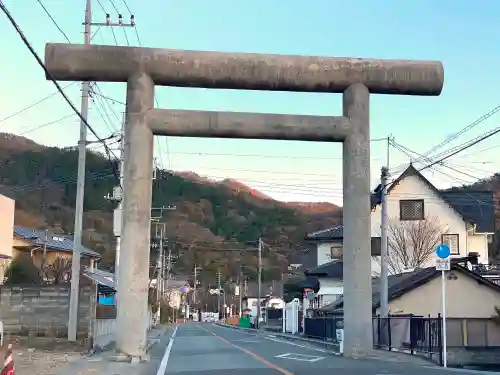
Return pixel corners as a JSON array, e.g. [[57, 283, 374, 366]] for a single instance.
[[316, 277, 343, 306], [317, 242, 341, 266], [266, 297, 284, 309]]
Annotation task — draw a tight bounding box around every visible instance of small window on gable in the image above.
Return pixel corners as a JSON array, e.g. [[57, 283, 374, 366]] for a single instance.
[[330, 246, 343, 259], [399, 199, 424, 221], [442, 234, 459, 255]]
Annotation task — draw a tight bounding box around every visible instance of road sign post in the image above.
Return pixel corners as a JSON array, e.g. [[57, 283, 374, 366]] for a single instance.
[[436, 243, 451, 368]]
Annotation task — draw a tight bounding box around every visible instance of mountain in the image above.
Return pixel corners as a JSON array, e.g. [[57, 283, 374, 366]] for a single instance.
[[0, 133, 341, 281]]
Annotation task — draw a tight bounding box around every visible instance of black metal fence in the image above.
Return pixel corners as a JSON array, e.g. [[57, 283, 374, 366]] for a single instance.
[[303, 314, 443, 365], [303, 316, 343, 341], [266, 308, 283, 320], [373, 314, 443, 365], [264, 308, 283, 331]]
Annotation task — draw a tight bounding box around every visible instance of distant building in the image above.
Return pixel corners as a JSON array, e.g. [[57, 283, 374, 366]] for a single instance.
[[13, 226, 101, 269]]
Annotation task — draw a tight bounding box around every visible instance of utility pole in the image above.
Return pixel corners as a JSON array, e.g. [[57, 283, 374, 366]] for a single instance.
[[68, 1, 136, 342], [150, 205, 175, 323], [157, 223, 165, 322], [107, 114, 125, 289], [216, 271, 222, 316], [238, 268, 243, 317], [256, 238, 262, 329], [380, 166, 389, 317], [165, 242, 173, 300], [68, 0, 92, 341], [193, 264, 201, 305], [43, 229, 48, 261]]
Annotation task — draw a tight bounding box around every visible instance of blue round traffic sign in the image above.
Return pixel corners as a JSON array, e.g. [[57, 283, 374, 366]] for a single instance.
[[436, 244, 451, 259]]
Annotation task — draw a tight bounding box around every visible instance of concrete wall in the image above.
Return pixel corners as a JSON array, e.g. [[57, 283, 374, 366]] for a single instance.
[[371, 173, 489, 269], [0, 284, 92, 337], [375, 270, 500, 318]]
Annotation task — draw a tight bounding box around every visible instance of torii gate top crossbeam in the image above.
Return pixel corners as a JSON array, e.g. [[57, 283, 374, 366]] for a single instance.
[[45, 43, 443, 96]]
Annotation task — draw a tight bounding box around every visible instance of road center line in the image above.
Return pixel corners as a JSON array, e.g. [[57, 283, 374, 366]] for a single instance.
[[213, 333, 294, 375], [156, 324, 179, 375]]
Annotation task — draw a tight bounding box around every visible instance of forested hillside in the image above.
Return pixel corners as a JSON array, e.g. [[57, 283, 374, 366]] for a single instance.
[[0, 133, 341, 282]]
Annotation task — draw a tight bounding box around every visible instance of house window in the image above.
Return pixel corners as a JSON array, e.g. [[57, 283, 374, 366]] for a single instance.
[[399, 199, 424, 221], [442, 234, 459, 255], [330, 246, 342, 259]]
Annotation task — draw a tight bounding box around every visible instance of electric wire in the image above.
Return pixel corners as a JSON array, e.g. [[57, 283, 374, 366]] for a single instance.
[[0, 0, 121, 184]]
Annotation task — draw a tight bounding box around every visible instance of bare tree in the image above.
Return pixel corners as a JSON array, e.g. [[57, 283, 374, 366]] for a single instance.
[[374, 216, 447, 275], [41, 257, 72, 284]]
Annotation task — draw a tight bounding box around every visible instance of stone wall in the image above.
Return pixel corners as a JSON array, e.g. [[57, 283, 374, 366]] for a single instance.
[[0, 284, 92, 338]]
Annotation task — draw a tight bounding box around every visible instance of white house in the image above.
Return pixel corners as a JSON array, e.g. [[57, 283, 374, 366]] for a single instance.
[[242, 295, 284, 322], [303, 260, 344, 309], [304, 164, 495, 306]]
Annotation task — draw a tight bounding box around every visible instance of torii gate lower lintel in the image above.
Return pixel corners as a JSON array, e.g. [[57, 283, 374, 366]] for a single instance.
[[44, 43, 444, 360]]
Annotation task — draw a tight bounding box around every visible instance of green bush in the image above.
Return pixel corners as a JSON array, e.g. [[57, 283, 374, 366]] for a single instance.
[[4, 254, 42, 285]]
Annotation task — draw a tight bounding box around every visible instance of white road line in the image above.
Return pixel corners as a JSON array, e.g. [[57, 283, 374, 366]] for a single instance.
[[275, 352, 325, 362], [156, 324, 179, 375], [265, 336, 340, 355], [266, 337, 307, 348], [172, 324, 179, 338]]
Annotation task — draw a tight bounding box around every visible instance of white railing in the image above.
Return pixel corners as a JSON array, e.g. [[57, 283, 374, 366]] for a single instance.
[[92, 308, 154, 350], [93, 319, 116, 349]]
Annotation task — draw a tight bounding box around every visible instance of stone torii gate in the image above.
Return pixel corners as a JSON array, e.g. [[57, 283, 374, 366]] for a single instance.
[[44, 43, 444, 360]]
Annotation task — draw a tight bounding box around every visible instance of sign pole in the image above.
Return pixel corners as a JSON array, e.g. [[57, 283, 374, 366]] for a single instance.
[[441, 269, 447, 368], [435, 243, 450, 368]]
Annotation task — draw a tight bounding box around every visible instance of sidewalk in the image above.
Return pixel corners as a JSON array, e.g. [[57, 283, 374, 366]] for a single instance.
[[49, 326, 170, 375]]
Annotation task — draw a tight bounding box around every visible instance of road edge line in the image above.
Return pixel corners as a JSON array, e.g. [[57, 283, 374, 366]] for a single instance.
[[156, 324, 178, 375]]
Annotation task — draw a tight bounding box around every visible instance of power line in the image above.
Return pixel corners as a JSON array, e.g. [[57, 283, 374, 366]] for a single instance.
[[0, 0, 120, 184], [416, 104, 500, 162], [0, 82, 77, 124], [0, 1, 107, 149], [36, 0, 123, 134], [418, 125, 500, 173], [390, 140, 480, 181], [36, 0, 71, 42], [18, 114, 76, 136]]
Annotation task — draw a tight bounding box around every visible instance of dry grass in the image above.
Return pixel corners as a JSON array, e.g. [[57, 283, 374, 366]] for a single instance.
[[5, 336, 87, 375]]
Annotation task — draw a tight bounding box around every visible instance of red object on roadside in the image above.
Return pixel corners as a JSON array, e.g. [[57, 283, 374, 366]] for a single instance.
[[0, 344, 14, 375]]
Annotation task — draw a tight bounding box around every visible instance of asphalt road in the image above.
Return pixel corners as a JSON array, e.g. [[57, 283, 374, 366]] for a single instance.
[[156, 322, 490, 375]]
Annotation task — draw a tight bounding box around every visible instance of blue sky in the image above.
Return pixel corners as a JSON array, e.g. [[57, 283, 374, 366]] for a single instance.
[[1, 0, 499, 205]]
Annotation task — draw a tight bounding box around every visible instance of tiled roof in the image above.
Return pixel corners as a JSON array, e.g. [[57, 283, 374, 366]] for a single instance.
[[14, 226, 100, 258], [440, 190, 495, 233], [305, 260, 343, 278], [305, 226, 343, 241], [306, 164, 496, 241], [320, 259, 500, 314]]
